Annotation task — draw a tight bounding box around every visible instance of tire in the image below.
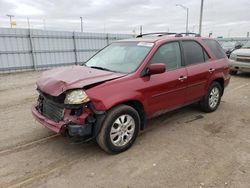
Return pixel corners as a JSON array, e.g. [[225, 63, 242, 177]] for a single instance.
[[200, 82, 222, 113], [96, 105, 140, 154], [230, 70, 237, 75]]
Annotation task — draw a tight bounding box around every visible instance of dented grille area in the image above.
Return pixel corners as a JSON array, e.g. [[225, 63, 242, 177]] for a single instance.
[[37, 94, 64, 122]]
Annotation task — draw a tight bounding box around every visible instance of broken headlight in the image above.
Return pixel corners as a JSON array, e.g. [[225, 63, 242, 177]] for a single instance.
[[64, 90, 90, 104]]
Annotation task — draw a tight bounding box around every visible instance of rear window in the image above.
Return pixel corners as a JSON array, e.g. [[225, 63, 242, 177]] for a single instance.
[[203, 39, 226, 59], [182, 41, 208, 66]]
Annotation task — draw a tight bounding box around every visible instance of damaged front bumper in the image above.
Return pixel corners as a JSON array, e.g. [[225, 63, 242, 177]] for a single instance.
[[31, 99, 105, 141], [32, 105, 65, 134]]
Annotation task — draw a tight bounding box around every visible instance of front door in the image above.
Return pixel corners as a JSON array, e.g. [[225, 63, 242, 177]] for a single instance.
[[141, 41, 188, 117]]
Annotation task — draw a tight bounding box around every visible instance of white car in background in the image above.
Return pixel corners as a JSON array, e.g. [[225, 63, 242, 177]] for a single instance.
[[229, 40, 250, 75]]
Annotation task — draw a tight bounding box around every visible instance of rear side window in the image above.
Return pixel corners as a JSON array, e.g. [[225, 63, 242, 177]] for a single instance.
[[203, 39, 226, 59], [150, 42, 181, 70], [182, 41, 208, 66]]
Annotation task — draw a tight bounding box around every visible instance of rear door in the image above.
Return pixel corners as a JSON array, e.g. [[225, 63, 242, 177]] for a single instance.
[[202, 39, 229, 78], [181, 40, 213, 102], [142, 41, 188, 116]]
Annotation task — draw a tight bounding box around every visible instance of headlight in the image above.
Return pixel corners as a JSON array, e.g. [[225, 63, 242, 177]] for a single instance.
[[229, 53, 237, 60], [64, 90, 90, 104]]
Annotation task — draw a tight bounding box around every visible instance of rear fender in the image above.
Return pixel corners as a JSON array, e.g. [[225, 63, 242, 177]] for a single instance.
[[206, 72, 225, 94]]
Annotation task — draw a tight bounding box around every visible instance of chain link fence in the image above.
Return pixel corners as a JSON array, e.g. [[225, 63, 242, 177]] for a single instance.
[[0, 28, 133, 73], [1, 28, 248, 74]]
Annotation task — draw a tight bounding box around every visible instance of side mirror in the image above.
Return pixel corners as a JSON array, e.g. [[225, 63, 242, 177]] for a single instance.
[[235, 44, 242, 49], [145, 63, 166, 76]]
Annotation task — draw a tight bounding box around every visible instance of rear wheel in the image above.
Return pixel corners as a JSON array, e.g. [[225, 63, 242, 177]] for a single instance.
[[96, 105, 140, 154], [200, 82, 222, 112]]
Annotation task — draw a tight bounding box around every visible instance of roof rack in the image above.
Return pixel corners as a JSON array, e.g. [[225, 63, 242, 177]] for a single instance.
[[175, 32, 201, 37], [136, 32, 177, 38], [136, 32, 201, 38]]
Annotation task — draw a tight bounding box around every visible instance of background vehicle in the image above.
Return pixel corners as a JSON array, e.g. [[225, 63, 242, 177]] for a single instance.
[[229, 40, 250, 75], [32, 32, 230, 154], [221, 41, 243, 57]]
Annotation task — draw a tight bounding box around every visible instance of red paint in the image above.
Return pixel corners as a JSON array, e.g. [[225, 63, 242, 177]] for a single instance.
[[32, 36, 230, 134]]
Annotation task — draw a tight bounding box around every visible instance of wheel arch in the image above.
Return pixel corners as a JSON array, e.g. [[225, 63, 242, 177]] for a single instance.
[[111, 100, 146, 131], [212, 77, 224, 95]]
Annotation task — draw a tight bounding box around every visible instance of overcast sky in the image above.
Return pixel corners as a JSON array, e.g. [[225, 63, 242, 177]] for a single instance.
[[0, 0, 250, 37]]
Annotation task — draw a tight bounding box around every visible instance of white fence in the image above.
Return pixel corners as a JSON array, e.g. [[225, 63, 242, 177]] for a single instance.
[[0, 28, 132, 73]]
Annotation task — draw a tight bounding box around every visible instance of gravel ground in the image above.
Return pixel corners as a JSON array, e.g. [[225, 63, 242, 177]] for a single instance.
[[0, 71, 249, 188]]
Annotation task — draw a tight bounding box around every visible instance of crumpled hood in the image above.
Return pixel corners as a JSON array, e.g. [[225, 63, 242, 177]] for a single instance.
[[37, 66, 125, 96]]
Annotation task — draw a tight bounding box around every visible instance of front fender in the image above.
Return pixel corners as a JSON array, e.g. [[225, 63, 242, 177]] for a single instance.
[[86, 90, 146, 111]]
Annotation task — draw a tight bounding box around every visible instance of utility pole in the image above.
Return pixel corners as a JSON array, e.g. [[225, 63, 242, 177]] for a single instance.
[[199, 0, 204, 35], [140, 25, 142, 35], [80, 17, 83, 32], [27, 17, 30, 29], [6, 14, 14, 28], [186, 8, 189, 34], [176, 4, 189, 34]]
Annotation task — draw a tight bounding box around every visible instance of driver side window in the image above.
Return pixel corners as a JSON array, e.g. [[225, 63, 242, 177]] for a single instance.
[[149, 42, 182, 70]]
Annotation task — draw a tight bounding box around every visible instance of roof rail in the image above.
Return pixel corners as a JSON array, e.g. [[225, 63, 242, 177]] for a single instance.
[[136, 32, 177, 38], [175, 32, 201, 37]]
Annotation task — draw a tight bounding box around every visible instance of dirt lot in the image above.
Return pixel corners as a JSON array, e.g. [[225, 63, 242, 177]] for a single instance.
[[0, 71, 249, 188]]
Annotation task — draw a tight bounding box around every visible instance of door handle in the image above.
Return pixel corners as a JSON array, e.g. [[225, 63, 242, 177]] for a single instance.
[[208, 68, 215, 73], [178, 75, 188, 81]]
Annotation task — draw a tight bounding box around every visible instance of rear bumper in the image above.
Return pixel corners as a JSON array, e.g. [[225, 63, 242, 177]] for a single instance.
[[229, 60, 250, 72]]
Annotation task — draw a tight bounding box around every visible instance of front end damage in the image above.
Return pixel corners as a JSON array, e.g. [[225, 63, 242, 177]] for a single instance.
[[31, 90, 105, 142]]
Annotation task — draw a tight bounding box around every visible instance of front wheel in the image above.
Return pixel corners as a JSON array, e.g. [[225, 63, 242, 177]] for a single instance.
[[96, 105, 140, 154], [200, 82, 222, 113]]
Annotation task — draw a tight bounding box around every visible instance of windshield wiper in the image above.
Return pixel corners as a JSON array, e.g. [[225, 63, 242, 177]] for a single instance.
[[90, 66, 112, 72]]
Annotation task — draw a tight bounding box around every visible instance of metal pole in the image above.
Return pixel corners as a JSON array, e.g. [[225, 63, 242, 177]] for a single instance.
[[186, 8, 189, 34], [106, 33, 109, 45], [140, 25, 142, 35], [80, 17, 83, 32], [199, 0, 204, 35], [28, 29, 36, 70], [27, 17, 30, 29], [72, 32, 78, 65], [6, 14, 14, 28]]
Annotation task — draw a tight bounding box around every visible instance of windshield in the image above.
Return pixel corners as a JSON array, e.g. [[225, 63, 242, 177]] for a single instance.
[[243, 41, 250, 48], [85, 42, 153, 74]]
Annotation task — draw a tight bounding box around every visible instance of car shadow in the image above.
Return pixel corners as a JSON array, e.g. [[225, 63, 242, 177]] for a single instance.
[[140, 103, 203, 135], [44, 103, 204, 155]]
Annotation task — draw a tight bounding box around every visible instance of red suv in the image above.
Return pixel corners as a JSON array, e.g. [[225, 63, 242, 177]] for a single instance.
[[32, 32, 230, 154]]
